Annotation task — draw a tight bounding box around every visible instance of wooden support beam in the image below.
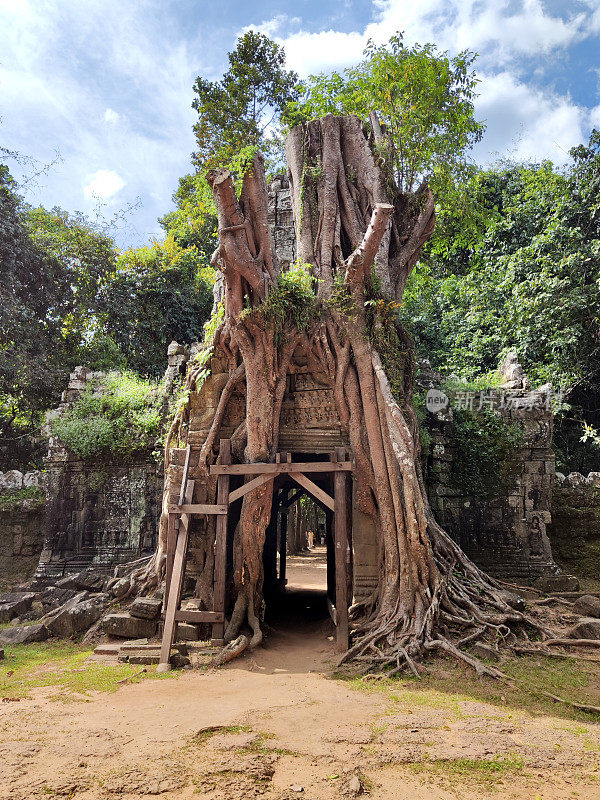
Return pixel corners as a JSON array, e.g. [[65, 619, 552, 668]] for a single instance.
[[172, 609, 225, 623], [165, 481, 194, 602], [178, 444, 192, 506], [168, 504, 228, 515], [158, 479, 195, 672], [228, 471, 274, 504], [212, 439, 230, 644], [333, 447, 349, 652], [165, 510, 177, 602], [290, 472, 335, 512], [280, 488, 304, 509], [210, 461, 352, 476]]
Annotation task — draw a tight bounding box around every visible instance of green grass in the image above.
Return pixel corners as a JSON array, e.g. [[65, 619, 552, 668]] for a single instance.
[[340, 654, 600, 723], [410, 754, 525, 788], [189, 725, 300, 757], [0, 641, 176, 699], [191, 724, 252, 743]]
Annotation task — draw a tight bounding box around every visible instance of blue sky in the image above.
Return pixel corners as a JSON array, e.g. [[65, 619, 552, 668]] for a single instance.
[[1, 0, 599, 248]]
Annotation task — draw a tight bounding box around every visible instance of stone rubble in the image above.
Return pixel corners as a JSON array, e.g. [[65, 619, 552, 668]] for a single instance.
[[0, 623, 48, 645], [0, 592, 36, 623]]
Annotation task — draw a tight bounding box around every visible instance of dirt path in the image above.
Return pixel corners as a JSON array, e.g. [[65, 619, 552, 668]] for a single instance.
[[285, 546, 328, 591], [1, 600, 599, 800]]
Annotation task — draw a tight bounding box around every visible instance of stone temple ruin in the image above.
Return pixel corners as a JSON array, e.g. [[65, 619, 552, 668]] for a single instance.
[[0, 176, 570, 655]]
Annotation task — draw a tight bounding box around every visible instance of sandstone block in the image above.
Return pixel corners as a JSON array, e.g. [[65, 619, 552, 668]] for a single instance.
[[533, 575, 580, 593], [102, 613, 157, 639], [568, 617, 600, 640], [566, 472, 586, 488], [48, 593, 109, 638], [57, 570, 107, 592], [40, 586, 79, 611], [22, 471, 42, 488], [109, 577, 131, 598], [130, 597, 162, 620], [0, 470, 23, 490], [572, 595, 600, 618], [176, 623, 200, 641], [0, 592, 36, 623], [0, 623, 48, 645]]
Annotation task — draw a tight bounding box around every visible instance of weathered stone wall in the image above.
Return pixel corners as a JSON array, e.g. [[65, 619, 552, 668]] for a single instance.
[[422, 382, 555, 582], [0, 470, 45, 588], [37, 459, 162, 583], [34, 367, 166, 584], [548, 472, 600, 579], [268, 175, 296, 270]]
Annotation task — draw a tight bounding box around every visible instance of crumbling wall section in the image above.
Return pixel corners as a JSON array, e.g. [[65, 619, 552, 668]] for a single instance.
[[0, 470, 45, 588], [548, 471, 600, 579], [34, 365, 171, 584], [420, 361, 556, 582]]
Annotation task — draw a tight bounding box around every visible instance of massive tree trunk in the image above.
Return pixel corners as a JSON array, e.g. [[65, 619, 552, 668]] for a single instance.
[[132, 114, 547, 672]]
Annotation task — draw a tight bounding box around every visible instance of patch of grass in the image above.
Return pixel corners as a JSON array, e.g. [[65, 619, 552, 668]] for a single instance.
[[341, 673, 469, 719], [192, 724, 252, 743], [410, 753, 525, 787], [0, 641, 176, 699], [340, 654, 600, 723]]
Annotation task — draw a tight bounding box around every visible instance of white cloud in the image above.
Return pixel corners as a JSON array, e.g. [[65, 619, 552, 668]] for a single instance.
[[103, 108, 120, 124], [473, 72, 586, 164], [591, 105, 600, 129], [2, 0, 599, 246], [0, 0, 203, 245], [283, 29, 365, 75], [264, 0, 594, 77], [255, 1, 597, 166], [83, 169, 125, 201]]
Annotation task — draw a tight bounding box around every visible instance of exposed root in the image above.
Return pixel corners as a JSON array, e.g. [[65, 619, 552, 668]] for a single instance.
[[545, 638, 600, 649], [210, 635, 249, 666], [539, 691, 600, 716]]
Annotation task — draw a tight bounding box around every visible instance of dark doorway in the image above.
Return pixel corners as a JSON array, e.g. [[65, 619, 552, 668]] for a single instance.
[[262, 453, 352, 650]]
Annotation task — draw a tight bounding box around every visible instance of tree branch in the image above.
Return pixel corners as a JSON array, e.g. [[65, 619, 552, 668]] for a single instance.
[[344, 202, 394, 286]]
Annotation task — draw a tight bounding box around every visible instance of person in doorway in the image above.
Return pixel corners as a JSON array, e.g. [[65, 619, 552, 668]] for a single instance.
[[307, 529, 314, 549]]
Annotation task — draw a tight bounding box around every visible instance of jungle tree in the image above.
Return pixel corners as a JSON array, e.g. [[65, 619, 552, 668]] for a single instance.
[[123, 37, 550, 672]]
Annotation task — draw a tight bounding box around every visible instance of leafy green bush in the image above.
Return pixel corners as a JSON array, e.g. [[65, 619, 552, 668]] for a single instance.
[[0, 485, 45, 512], [446, 408, 523, 498], [51, 372, 163, 459], [245, 260, 318, 343]]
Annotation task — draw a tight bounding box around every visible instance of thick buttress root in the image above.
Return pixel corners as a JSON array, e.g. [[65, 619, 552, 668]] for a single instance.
[[140, 115, 563, 674]]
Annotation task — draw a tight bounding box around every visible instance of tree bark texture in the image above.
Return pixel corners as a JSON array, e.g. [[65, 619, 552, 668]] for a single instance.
[[138, 115, 549, 671]]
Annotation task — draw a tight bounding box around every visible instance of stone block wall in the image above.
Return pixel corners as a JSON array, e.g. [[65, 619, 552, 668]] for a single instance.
[[0, 470, 45, 588], [422, 380, 556, 582], [34, 367, 165, 584], [268, 175, 296, 270], [547, 472, 600, 579]]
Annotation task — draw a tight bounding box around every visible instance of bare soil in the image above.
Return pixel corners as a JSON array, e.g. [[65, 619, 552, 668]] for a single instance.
[[1, 551, 599, 800]]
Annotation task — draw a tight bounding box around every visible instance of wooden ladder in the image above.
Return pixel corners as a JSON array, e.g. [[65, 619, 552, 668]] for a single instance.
[[157, 440, 231, 672]]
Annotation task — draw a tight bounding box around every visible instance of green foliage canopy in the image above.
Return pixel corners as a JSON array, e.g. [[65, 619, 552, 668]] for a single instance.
[[403, 131, 600, 471], [51, 371, 163, 459], [0, 164, 119, 466], [285, 33, 484, 196], [98, 236, 215, 377], [192, 31, 300, 174]]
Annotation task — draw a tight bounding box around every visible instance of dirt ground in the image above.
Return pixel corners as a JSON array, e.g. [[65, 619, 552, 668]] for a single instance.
[[1, 550, 599, 800]]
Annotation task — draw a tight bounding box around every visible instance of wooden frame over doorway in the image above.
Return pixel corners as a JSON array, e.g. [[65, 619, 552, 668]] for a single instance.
[[158, 441, 353, 671]]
